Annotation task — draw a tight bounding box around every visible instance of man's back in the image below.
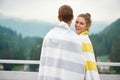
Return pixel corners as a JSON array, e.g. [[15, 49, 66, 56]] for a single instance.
[[38, 21, 86, 80]]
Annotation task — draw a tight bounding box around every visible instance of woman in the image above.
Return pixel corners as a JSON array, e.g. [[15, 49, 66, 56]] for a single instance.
[[75, 13, 100, 80]]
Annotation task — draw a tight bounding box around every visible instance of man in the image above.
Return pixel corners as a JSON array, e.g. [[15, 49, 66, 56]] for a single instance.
[[38, 5, 86, 80]]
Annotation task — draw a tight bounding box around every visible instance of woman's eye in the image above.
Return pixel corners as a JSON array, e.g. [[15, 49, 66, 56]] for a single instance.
[[76, 21, 78, 23], [80, 22, 84, 25]]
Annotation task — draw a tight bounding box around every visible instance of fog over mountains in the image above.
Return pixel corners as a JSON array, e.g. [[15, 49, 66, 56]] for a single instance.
[[0, 15, 109, 38]]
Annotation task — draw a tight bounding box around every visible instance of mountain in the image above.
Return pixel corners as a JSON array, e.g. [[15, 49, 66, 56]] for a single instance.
[[102, 18, 120, 35], [90, 18, 120, 62], [89, 21, 108, 34], [0, 16, 55, 38], [0, 15, 108, 37], [0, 25, 43, 70]]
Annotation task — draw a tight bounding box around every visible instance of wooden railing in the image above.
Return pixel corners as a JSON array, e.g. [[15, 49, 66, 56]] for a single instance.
[[0, 59, 120, 80]]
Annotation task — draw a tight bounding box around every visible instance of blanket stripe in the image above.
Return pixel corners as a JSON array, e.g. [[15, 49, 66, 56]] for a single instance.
[[41, 47, 85, 64], [83, 42, 94, 53], [43, 38, 83, 54], [40, 66, 85, 80], [86, 61, 98, 71], [41, 57, 85, 73]]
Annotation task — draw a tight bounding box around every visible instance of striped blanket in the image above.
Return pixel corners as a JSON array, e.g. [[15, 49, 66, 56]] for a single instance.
[[79, 30, 100, 80], [38, 21, 86, 80]]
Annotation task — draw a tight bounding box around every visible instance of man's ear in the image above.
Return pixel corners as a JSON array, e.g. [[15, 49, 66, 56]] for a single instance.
[[72, 15, 74, 20], [58, 16, 61, 21]]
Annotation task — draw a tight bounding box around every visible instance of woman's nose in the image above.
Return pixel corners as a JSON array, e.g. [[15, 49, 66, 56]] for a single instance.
[[76, 23, 80, 27]]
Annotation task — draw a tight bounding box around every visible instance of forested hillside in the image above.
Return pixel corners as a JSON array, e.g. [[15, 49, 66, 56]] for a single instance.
[[90, 18, 120, 62], [0, 25, 43, 71]]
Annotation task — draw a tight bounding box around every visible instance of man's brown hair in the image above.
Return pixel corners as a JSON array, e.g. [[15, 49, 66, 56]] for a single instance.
[[58, 5, 73, 23]]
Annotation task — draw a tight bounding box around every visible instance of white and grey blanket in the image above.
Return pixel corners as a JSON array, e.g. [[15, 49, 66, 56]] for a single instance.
[[38, 21, 86, 80]]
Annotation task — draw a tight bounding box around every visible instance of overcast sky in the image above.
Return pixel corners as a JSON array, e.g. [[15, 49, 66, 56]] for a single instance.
[[0, 0, 120, 23]]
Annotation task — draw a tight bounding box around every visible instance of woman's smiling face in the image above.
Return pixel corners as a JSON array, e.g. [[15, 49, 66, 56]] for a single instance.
[[75, 17, 88, 35]]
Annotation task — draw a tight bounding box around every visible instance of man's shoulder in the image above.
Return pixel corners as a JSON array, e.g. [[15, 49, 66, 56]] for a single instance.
[[44, 27, 58, 39], [44, 29, 54, 37]]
